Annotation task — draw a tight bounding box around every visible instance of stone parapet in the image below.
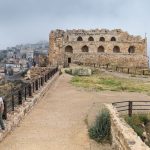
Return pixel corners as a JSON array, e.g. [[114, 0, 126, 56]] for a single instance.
[[105, 104, 150, 150]]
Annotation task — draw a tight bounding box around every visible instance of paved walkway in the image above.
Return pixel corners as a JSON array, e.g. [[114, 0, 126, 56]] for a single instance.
[[0, 73, 150, 150]]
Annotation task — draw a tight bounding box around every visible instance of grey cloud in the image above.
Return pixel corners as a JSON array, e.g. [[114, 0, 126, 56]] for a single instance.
[[0, 0, 150, 57]]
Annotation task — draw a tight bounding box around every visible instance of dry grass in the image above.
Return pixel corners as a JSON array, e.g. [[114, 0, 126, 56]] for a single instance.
[[71, 72, 150, 94]]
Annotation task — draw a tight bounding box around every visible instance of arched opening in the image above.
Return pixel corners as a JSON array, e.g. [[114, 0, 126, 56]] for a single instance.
[[81, 45, 89, 52], [128, 46, 135, 53], [65, 45, 73, 53], [77, 36, 83, 41], [113, 46, 120, 53], [99, 37, 105, 42], [98, 46, 105, 53], [111, 37, 116, 41], [88, 36, 94, 41]]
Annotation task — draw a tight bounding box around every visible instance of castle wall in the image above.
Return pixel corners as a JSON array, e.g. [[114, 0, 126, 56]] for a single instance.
[[49, 29, 148, 68]]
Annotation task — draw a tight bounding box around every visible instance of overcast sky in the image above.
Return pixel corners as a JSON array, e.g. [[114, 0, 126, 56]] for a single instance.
[[0, 0, 150, 54]]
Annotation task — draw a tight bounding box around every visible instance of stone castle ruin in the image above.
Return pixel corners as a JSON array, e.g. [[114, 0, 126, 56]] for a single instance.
[[49, 29, 149, 68]]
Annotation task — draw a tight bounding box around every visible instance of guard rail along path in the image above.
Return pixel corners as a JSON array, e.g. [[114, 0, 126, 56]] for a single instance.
[[112, 101, 150, 117], [75, 62, 150, 76], [0, 66, 59, 142]]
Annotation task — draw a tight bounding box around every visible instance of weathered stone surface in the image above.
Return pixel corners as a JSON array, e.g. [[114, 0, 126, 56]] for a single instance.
[[49, 29, 148, 68], [72, 68, 92, 76], [105, 104, 150, 150]]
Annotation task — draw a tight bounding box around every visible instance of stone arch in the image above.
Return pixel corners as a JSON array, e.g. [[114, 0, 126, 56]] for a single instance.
[[88, 36, 94, 41], [77, 36, 83, 41], [113, 46, 120, 53], [128, 46, 135, 53], [81, 45, 89, 52], [65, 45, 73, 53], [98, 46, 105, 53], [111, 37, 116, 41], [99, 37, 105, 42]]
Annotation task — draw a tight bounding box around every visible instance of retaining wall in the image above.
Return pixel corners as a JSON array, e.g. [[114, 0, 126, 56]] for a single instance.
[[105, 104, 150, 150]]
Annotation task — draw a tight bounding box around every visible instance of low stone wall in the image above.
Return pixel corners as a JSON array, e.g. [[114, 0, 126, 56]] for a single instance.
[[70, 53, 148, 68], [0, 71, 60, 142], [105, 104, 150, 150]]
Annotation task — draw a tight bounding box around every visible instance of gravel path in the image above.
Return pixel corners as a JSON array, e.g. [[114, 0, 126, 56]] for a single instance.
[[0, 73, 150, 150]]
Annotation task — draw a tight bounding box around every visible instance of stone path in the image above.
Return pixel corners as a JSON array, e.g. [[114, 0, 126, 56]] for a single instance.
[[0, 73, 150, 150]]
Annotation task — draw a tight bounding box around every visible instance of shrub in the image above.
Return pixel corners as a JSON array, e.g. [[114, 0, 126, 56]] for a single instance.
[[88, 109, 111, 143], [124, 114, 150, 138]]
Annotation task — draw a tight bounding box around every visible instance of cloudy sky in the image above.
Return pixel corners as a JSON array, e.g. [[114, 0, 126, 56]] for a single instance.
[[0, 0, 150, 53]]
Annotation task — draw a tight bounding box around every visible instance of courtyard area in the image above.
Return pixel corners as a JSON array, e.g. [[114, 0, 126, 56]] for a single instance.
[[0, 73, 150, 150]]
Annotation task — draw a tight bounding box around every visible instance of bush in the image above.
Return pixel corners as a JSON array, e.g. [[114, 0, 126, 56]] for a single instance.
[[124, 114, 150, 138], [88, 109, 111, 143]]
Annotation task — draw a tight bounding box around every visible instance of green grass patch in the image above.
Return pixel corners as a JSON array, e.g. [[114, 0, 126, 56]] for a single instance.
[[124, 114, 150, 147], [71, 73, 150, 94]]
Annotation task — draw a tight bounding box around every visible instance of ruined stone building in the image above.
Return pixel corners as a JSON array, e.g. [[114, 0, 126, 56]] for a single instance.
[[49, 29, 149, 68]]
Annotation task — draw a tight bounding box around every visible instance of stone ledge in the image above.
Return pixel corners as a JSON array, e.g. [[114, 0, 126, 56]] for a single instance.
[[105, 104, 150, 150], [0, 71, 60, 142]]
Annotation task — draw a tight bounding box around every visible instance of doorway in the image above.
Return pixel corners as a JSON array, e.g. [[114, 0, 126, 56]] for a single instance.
[[68, 57, 71, 64]]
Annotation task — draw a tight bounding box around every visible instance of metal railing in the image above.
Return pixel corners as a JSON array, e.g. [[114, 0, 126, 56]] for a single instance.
[[2, 67, 58, 120], [112, 101, 150, 117]]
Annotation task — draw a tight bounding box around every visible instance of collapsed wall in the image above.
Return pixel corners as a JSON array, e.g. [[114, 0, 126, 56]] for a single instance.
[[49, 29, 148, 68]]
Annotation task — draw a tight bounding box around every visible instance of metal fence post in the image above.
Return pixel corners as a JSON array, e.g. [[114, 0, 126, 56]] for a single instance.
[[128, 101, 133, 117]]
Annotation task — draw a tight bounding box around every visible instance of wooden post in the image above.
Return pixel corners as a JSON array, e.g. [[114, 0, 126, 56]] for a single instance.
[[28, 84, 32, 97], [106, 64, 109, 69], [45, 75, 47, 82], [116, 66, 118, 71], [41, 77, 43, 86], [128, 101, 133, 117], [25, 87, 27, 100], [3, 100, 7, 120], [33, 82, 35, 93], [143, 70, 145, 75], [39, 78, 41, 89], [127, 68, 130, 74], [35, 80, 38, 90], [12, 95, 15, 111], [18, 90, 22, 105]]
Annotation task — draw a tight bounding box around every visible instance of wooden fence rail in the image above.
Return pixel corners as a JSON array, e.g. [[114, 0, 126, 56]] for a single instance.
[[75, 62, 150, 76], [2, 67, 58, 120], [112, 101, 150, 117]]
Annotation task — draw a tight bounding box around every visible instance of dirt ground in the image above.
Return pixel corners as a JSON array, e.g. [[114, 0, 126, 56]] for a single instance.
[[0, 73, 150, 150]]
